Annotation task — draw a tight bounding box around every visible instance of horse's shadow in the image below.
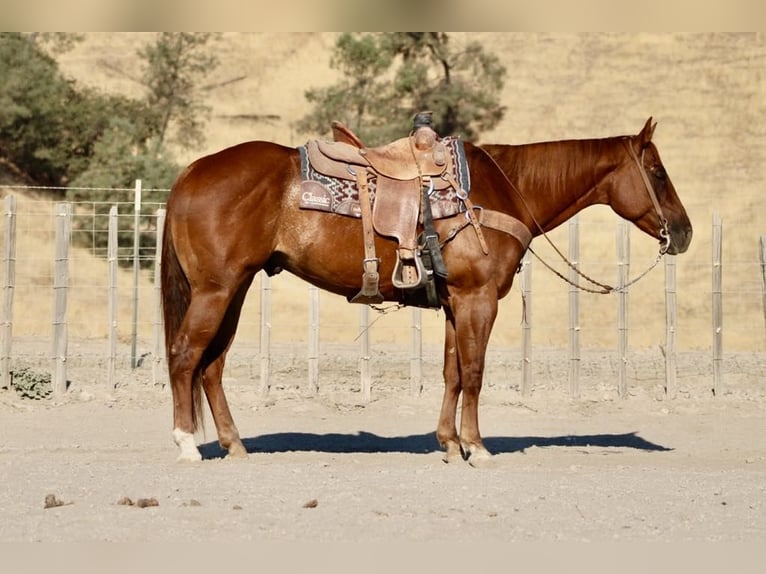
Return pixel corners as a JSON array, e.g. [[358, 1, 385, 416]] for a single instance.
[[198, 431, 672, 460]]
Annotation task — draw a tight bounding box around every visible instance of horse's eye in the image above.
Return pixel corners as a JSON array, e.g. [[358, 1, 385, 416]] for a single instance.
[[652, 166, 667, 180]]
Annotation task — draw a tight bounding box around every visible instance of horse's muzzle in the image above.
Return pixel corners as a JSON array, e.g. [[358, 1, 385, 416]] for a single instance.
[[667, 223, 692, 255]]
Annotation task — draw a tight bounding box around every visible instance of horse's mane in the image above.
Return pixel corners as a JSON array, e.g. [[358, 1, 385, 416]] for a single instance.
[[485, 137, 623, 199]]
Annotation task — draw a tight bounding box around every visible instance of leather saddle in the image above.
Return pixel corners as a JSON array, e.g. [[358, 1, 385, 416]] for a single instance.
[[314, 130, 448, 181], [304, 113, 455, 303]]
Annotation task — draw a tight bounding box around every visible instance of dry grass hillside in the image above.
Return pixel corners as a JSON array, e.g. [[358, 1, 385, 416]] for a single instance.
[[7, 32, 764, 353]]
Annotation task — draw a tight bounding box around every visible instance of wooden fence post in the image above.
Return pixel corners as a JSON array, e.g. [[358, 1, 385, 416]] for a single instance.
[[130, 179, 141, 369], [616, 220, 630, 399], [52, 202, 71, 395], [568, 216, 580, 398], [410, 307, 423, 396], [152, 208, 166, 386], [712, 213, 723, 396], [759, 235, 766, 342], [307, 285, 319, 395], [1, 195, 16, 390], [359, 304, 371, 402], [520, 251, 532, 396], [664, 254, 678, 398], [107, 205, 118, 389], [257, 273, 271, 395]]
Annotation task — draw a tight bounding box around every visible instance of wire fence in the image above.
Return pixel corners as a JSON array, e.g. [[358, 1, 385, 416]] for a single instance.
[[1, 183, 764, 400]]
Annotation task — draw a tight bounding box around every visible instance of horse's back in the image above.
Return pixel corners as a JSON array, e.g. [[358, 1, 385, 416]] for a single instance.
[[165, 140, 301, 278], [171, 140, 298, 201]]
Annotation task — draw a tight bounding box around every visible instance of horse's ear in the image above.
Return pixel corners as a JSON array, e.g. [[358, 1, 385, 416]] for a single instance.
[[638, 117, 656, 149]]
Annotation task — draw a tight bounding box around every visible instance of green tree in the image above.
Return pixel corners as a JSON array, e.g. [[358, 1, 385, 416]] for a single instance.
[[67, 33, 220, 268], [0, 32, 220, 268], [27, 32, 84, 55], [64, 115, 177, 270], [69, 32, 220, 193], [138, 32, 220, 153], [0, 33, 146, 187], [297, 32, 506, 145]]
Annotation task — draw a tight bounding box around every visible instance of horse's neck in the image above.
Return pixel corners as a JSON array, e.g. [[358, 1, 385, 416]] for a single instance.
[[486, 138, 619, 233]]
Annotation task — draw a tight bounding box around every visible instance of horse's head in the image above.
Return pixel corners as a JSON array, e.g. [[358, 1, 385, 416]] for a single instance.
[[607, 118, 692, 255]]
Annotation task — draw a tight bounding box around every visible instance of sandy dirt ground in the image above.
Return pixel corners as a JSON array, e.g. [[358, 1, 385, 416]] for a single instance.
[[1, 342, 765, 544]]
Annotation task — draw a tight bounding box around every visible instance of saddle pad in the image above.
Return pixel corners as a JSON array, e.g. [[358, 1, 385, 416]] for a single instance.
[[298, 136, 471, 220]]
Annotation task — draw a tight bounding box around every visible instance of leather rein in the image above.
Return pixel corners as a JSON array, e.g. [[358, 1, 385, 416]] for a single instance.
[[486, 137, 671, 294]]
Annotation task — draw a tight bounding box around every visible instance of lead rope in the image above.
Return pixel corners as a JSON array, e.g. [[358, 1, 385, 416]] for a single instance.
[[528, 243, 666, 294], [483, 139, 671, 294]]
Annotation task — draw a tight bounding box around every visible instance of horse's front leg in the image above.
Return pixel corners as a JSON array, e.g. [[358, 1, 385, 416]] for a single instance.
[[436, 313, 463, 463], [453, 288, 498, 467]]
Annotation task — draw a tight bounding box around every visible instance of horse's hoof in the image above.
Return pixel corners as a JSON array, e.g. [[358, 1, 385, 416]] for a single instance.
[[467, 448, 494, 469], [226, 442, 248, 459], [173, 428, 202, 462], [176, 451, 202, 463], [442, 451, 465, 464], [441, 443, 465, 464]]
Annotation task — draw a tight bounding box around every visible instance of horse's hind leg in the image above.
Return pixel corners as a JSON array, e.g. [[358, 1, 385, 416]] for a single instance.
[[200, 356, 246, 458], [199, 278, 254, 459], [169, 285, 244, 461]]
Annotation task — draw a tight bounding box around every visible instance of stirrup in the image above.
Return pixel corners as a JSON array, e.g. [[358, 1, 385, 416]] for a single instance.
[[392, 253, 428, 290]]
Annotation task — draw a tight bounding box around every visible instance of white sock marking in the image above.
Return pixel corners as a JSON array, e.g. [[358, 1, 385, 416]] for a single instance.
[[173, 428, 202, 462]]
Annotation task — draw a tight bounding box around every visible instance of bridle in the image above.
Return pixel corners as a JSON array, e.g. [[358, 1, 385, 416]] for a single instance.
[[624, 139, 671, 256], [487, 136, 672, 294]]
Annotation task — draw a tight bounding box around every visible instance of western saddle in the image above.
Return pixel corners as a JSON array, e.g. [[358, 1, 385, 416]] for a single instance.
[[302, 112, 534, 307], [305, 111, 466, 305]]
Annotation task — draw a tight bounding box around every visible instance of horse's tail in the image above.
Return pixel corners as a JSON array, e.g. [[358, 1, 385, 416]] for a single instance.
[[161, 217, 204, 431]]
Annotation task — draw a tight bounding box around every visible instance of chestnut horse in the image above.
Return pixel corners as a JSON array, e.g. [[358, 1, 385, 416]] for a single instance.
[[161, 117, 692, 464]]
